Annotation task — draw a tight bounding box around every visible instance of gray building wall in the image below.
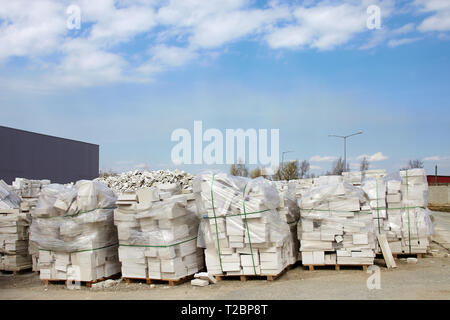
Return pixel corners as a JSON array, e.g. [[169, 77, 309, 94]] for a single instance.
[[0, 126, 99, 184]]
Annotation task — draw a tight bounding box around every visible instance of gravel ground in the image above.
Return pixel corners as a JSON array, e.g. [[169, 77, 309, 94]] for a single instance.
[[1, 250, 449, 300]]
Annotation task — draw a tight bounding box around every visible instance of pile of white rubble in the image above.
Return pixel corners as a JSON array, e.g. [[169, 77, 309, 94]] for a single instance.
[[195, 173, 293, 276], [0, 180, 32, 272], [30, 181, 121, 282], [115, 184, 204, 280], [95, 170, 194, 194]]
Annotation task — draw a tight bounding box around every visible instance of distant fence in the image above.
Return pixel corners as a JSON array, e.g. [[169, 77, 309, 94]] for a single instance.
[[429, 185, 450, 208]]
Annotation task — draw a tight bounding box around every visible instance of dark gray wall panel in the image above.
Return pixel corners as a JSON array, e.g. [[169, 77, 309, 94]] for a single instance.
[[0, 126, 99, 184]]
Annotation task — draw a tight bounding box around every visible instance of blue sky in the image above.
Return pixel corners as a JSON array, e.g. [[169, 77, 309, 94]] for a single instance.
[[0, 0, 449, 176]]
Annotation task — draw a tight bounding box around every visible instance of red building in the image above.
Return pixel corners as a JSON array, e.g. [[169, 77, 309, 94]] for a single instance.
[[427, 175, 450, 185]]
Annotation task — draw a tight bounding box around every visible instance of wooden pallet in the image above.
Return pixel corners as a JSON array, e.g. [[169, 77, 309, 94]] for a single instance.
[[376, 252, 424, 259], [213, 265, 292, 282], [303, 264, 370, 271], [42, 272, 121, 288], [0, 266, 32, 275], [123, 275, 193, 286]]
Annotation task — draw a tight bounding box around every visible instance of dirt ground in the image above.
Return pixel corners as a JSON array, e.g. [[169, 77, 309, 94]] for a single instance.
[[1, 212, 449, 300]]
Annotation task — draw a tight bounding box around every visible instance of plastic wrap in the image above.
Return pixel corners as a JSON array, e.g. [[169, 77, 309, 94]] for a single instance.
[[30, 181, 118, 252], [194, 172, 292, 275], [297, 181, 376, 265], [115, 185, 204, 280]]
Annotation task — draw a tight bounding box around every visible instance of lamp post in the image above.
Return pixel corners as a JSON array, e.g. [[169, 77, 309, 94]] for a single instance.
[[281, 150, 294, 179], [328, 131, 363, 172]]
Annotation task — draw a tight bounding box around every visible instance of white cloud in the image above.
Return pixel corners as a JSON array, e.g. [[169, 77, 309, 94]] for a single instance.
[[415, 0, 450, 32], [310, 165, 321, 170], [310, 155, 337, 162], [423, 155, 450, 161], [388, 37, 421, 47], [0, 0, 446, 89], [357, 152, 388, 162]]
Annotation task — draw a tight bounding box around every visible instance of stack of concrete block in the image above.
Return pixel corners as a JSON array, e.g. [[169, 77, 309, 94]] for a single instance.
[[360, 169, 432, 254], [398, 169, 431, 253], [30, 181, 121, 282], [297, 180, 376, 266], [115, 184, 204, 280], [275, 180, 300, 264], [12, 178, 50, 198], [292, 178, 314, 199], [343, 170, 386, 186], [0, 180, 32, 272], [195, 173, 293, 276]]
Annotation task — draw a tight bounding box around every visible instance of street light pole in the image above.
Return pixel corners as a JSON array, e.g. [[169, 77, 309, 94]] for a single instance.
[[328, 131, 363, 172]]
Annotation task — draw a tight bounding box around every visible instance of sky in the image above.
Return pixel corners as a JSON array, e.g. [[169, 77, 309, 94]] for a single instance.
[[0, 0, 449, 176]]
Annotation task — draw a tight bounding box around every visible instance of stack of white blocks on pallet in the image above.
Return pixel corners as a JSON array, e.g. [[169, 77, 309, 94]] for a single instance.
[[274, 180, 300, 264], [30, 181, 121, 282], [398, 169, 432, 254], [343, 170, 387, 186], [298, 175, 376, 266], [195, 173, 293, 276], [0, 180, 32, 272], [361, 169, 432, 255], [12, 178, 51, 272], [115, 184, 204, 280]]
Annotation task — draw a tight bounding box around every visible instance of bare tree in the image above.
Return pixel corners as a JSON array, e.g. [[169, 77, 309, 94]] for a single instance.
[[360, 157, 370, 172], [299, 160, 310, 179], [272, 160, 300, 181], [250, 167, 262, 179], [330, 157, 349, 175], [408, 159, 424, 169], [230, 160, 249, 177]]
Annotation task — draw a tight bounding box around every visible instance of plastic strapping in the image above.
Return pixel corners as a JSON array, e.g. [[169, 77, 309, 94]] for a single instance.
[[406, 170, 412, 254], [210, 174, 224, 274], [242, 183, 257, 275], [376, 179, 381, 233]]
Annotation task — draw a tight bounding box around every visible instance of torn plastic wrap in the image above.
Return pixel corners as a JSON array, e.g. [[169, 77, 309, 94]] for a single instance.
[[194, 172, 293, 276], [30, 181, 118, 252]]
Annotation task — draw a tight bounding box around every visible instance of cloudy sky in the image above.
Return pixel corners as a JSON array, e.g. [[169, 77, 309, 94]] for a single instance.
[[0, 0, 449, 175]]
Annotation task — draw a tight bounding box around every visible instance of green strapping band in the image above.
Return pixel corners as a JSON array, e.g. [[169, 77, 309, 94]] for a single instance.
[[119, 236, 197, 248], [406, 170, 412, 254], [39, 242, 118, 253], [242, 184, 257, 275], [376, 179, 381, 234], [210, 174, 224, 274]]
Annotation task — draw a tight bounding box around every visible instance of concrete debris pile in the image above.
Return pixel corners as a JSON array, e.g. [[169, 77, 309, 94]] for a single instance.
[[115, 184, 204, 280], [95, 170, 194, 194], [0, 180, 32, 271], [274, 180, 300, 264], [12, 178, 51, 198], [297, 178, 376, 266], [30, 181, 121, 282], [343, 170, 387, 186], [363, 169, 432, 254], [195, 173, 293, 276]]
